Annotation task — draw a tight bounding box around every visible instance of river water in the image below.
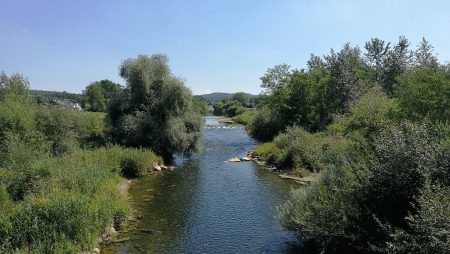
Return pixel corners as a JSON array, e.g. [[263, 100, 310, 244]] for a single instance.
[[104, 116, 300, 253]]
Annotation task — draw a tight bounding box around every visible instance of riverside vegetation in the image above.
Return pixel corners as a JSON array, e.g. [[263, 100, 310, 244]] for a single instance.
[[227, 37, 449, 253], [1, 37, 449, 254], [0, 54, 201, 253]]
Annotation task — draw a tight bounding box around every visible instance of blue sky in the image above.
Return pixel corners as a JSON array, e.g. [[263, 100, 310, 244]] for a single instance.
[[1, 0, 449, 95]]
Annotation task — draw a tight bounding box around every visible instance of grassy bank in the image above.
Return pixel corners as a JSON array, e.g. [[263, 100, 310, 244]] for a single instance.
[[0, 145, 162, 253], [231, 109, 256, 130]]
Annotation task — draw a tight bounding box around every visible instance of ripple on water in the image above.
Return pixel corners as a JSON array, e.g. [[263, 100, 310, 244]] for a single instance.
[[103, 117, 300, 253]]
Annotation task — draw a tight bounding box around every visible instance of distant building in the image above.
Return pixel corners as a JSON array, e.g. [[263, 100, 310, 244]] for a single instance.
[[49, 99, 82, 110]]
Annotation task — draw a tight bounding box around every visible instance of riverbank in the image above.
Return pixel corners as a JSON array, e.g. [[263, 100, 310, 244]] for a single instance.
[[217, 114, 319, 184], [244, 151, 319, 184]]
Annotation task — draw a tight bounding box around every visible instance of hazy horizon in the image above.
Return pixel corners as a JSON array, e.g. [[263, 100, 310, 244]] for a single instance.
[[2, 0, 449, 95]]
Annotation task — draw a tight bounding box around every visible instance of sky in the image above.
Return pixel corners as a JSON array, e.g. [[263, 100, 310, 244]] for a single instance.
[[1, 0, 449, 95]]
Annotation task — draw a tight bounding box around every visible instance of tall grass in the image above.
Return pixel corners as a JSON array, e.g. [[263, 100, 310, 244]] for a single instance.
[[0, 145, 161, 253]]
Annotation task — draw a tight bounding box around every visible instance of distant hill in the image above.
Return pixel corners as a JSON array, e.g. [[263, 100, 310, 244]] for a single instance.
[[195, 92, 257, 104]]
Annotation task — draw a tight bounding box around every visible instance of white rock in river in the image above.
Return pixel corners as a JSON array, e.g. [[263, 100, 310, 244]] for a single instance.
[[227, 157, 241, 162]]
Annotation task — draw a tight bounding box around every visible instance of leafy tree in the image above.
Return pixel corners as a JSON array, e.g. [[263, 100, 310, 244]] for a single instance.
[[231, 92, 250, 106], [0, 72, 31, 103], [381, 36, 412, 95], [250, 106, 285, 141], [364, 38, 390, 83], [260, 64, 292, 95], [212, 97, 247, 117], [396, 66, 450, 124], [414, 37, 438, 67], [107, 54, 201, 160], [82, 79, 122, 112], [192, 97, 208, 115], [344, 86, 397, 140], [324, 43, 366, 113]]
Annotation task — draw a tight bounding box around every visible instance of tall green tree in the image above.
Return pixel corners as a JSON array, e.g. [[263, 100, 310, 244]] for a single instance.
[[107, 54, 201, 160], [396, 66, 450, 124], [0, 72, 31, 103], [231, 92, 250, 107], [82, 79, 122, 112], [414, 38, 438, 67]]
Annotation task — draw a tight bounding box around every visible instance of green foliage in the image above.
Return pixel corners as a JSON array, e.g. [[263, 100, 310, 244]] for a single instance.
[[250, 37, 446, 143], [82, 80, 122, 112], [0, 73, 161, 252], [0, 97, 36, 144], [286, 71, 333, 131], [231, 109, 256, 128], [195, 92, 255, 104], [260, 63, 292, 94], [213, 98, 246, 117], [119, 147, 162, 178], [278, 122, 449, 253], [0, 146, 161, 253], [231, 92, 250, 107], [253, 142, 283, 165], [0, 72, 31, 103], [36, 107, 106, 155], [389, 185, 450, 254], [396, 66, 450, 124], [278, 161, 363, 253], [254, 126, 350, 176], [361, 123, 448, 229], [250, 107, 283, 141], [343, 86, 397, 140], [107, 54, 202, 159], [364, 37, 412, 95], [250, 39, 448, 253], [192, 97, 208, 115], [31, 90, 82, 106]]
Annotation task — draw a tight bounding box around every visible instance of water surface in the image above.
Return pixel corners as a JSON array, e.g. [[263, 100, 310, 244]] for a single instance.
[[105, 116, 300, 253]]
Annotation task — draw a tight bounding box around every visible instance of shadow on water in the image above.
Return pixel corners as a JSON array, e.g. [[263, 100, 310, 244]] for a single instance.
[[104, 116, 305, 253]]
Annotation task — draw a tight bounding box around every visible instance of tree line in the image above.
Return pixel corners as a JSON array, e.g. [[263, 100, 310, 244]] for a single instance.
[[243, 37, 449, 253]]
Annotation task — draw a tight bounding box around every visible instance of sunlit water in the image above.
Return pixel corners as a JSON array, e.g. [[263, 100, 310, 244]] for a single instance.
[[103, 116, 300, 253]]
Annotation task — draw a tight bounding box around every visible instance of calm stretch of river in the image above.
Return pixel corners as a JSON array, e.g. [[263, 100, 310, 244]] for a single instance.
[[105, 116, 300, 253]]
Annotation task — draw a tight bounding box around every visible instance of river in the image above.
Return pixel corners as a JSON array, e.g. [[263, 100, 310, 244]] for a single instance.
[[104, 116, 301, 253]]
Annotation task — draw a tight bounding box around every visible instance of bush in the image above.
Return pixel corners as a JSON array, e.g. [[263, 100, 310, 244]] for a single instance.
[[278, 122, 449, 253], [343, 86, 397, 140], [254, 126, 350, 176], [192, 97, 208, 115], [389, 185, 450, 254], [119, 148, 162, 178], [250, 107, 285, 141], [35, 107, 106, 156], [278, 162, 363, 253], [232, 109, 256, 128], [0, 98, 36, 145], [253, 143, 282, 165]]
